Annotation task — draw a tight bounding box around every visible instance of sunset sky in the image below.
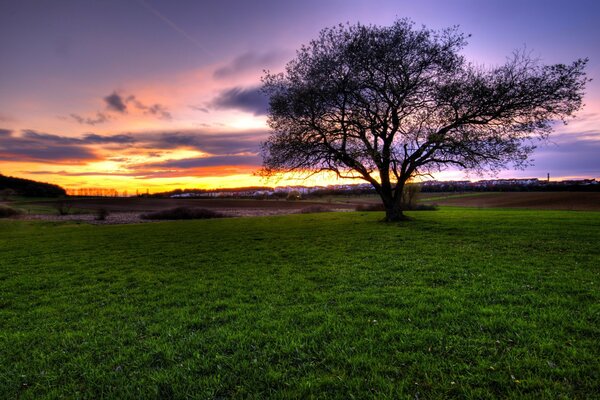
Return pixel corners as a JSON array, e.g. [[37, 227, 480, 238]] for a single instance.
[[1, 0, 599, 193]]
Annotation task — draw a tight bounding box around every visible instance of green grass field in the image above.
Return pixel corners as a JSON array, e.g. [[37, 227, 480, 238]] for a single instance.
[[1, 209, 598, 399]]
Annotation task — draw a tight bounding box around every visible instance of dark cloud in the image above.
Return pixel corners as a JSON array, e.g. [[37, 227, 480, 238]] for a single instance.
[[70, 112, 110, 126], [213, 50, 286, 79], [22, 129, 83, 145], [82, 133, 136, 144], [0, 126, 268, 171], [0, 129, 97, 163], [150, 130, 267, 154], [25, 170, 138, 177], [128, 96, 172, 120], [71, 91, 172, 124], [21, 129, 135, 145], [104, 92, 128, 113], [138, 154, 261, 169], [211, 86, 268, 116]]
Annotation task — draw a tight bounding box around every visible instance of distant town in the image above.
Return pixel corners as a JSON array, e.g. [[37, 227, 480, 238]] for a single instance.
[[148, 177, 599, 199], [60, 177, 600, 198]]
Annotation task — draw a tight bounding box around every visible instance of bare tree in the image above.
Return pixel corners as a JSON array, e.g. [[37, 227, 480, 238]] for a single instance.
[[261, 19, 588, 221]]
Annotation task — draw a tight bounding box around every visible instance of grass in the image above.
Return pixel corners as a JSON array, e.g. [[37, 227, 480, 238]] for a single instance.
[[0, 208, 598, 399], [5, 197, 89, 215]]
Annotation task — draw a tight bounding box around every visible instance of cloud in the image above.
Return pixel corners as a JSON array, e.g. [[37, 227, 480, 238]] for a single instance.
[[531, 132, 600, 176], [82, 133, 136, 144], [213, 50, 286, 79], [128, 96, 172, 120], [149, 130, 267, 154], [189, 105, 209, 113], [21, 129, 135, 145], [105, 92, 172, 120], [211, 86, 268, 116], [69, 91, 173, 124], [0, 127, 268, 172], [104, 92, 128, 113], [137, 154, 262, 169], [0, 129, 98, 163], [70, 112, 110, 126]]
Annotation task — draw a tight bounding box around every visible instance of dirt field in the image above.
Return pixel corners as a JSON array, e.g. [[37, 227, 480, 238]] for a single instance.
[[10, 192, 600, 225], [30, 197, 356, 213], [420, 191, 600, 211], [14, 198, 354, 223]]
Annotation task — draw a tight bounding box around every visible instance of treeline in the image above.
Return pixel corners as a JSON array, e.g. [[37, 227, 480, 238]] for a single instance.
[[0, 174, 66, 197], [67, 188, 122, 197]]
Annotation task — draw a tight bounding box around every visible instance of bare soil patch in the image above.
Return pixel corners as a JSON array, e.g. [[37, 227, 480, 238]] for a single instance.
[[31, 198, 355, 212], [18, 198, 353, 224], [422, 191, 600, 211]]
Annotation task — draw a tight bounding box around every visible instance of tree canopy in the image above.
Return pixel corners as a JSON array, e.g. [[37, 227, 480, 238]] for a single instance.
[[261, 19, 588, 221], [0, 174, 66, 197]]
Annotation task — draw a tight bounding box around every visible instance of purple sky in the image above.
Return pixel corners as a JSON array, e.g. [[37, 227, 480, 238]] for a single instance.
[[1, 0, 599, 190]]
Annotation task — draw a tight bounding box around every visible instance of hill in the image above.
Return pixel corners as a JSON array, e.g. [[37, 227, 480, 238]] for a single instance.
[[0, 174, 66, 197]]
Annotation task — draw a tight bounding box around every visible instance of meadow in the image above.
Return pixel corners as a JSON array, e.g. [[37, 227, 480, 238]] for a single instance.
[[0, 208, 598, 399]]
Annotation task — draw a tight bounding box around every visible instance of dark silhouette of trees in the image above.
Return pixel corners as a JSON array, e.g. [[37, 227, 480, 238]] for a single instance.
[[260, 19, 589, 221], [0, 174, 66, 197]]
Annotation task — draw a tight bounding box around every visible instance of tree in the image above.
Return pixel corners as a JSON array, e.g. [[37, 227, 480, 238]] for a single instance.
[[260, 19, 588, 221]]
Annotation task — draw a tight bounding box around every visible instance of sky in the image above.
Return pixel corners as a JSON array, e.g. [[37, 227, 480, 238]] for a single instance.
[[1, 0, 599, 193]]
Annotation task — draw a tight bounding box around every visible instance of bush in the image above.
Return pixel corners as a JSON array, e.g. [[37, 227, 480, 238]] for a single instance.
[[0, 205, 23, 218], [54, 201, 72, 216], [355, 203, 386, 212], [298, 205, 333, 214], [355, 202, 437, 212], [401, 183, 421, 208], [286, 190, 301, 201], [406, 203, 438, 211], [140, 207, 227, 220], [95, 208, 109, 221]]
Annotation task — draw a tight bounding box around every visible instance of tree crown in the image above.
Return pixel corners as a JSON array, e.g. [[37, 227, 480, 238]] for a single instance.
[[261, 19, 588, 194]]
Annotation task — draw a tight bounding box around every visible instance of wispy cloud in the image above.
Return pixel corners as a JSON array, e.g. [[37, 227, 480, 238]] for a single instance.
[[135, 0, 211, 56], [189, 105, 209, 113], [213, 50, 287, 79], [70, 112, 111, 126], [127, 95, 172, 120]]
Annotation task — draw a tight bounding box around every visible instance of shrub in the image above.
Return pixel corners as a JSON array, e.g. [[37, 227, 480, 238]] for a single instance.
[[0, 205, 23, 218], [54, 201, 72, 215], [355, 202, 437, 212], [95, 208, 109, 221], [355, 203, 386, 212], [140, 207, 227, 220], [401, 184, 421, 208], [286, 190, 301, 201], [407, 203, 438, 211], [298, 205, 333, 214]]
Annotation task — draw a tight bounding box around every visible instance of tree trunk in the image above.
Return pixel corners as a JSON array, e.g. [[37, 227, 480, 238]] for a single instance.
[[384, 204, 406, 222], [378, 183, 407, 222]]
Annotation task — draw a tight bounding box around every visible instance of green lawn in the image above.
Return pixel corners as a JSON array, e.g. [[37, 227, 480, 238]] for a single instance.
[[0, 209, 598, 399]]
